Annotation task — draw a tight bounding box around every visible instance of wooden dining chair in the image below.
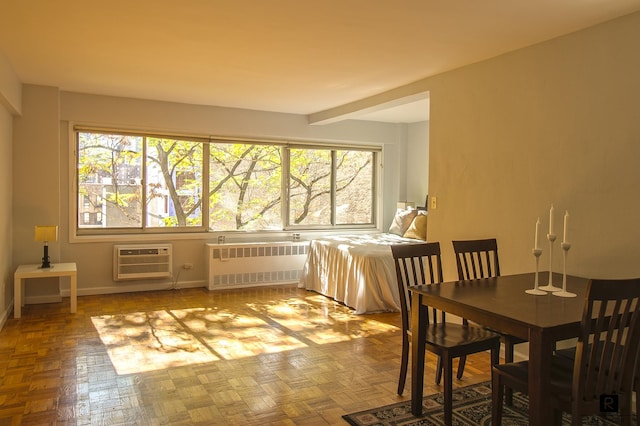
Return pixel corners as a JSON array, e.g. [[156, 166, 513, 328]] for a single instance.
[[555, 308, 640, 422], [556, 345, 640, 424], [391, 242, 501, 425], [492, 277, 640, 426], [452, 238, 501, 280], [452, 238, 525, 404]]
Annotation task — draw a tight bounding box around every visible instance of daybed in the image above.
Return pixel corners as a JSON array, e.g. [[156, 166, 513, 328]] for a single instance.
[[298, 208, 427, 314]]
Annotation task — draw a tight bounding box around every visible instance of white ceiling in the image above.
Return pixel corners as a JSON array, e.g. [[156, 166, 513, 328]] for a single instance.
[[2, 1, 640, 123]]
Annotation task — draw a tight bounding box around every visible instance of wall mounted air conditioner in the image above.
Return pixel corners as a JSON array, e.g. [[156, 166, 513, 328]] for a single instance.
[[113, 244, 173, 281]]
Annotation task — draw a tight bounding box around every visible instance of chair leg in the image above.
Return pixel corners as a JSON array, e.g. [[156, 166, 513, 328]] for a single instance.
[[635, 379, 639, 423], [569, 409, 581, 426], [504, 339, 514, 406], [436, 356, 443, 385], [397, 334, 409, 395], [443, 354, 453, 426], [491, 368, 503, 426], [491, 343, 500, 368], [618, 396, 638, 426], [619, 395, 632, 426], [457, 355, 466, 379]]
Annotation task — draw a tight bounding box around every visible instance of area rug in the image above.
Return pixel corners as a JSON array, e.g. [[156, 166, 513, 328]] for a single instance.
[[343, 382, 633, 425]]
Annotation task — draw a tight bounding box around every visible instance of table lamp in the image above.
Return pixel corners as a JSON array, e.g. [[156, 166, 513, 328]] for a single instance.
[[34, 225, 58, 269]]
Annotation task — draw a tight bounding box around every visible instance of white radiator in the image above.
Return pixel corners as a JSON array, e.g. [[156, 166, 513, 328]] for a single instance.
[[113, 244, 173, 281], [206, 241, 309, 290]]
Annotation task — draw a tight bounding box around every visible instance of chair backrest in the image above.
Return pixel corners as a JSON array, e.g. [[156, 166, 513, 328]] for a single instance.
[[391, 242, 444, 335], [572, 278, 640, 411], [452, 238, 500, 280]]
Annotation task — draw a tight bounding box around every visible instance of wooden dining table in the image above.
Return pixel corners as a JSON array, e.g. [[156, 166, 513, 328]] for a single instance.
[[409, 271, 589, 425]]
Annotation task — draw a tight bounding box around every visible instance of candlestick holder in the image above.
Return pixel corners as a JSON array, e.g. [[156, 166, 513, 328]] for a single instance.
[[526, 248, 547, 295], [554, 242, 576, 298], [539, 233, 561, 292]]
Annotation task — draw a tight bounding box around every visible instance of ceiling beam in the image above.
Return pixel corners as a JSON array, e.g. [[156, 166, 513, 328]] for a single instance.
[[307, 80, 429, 125]]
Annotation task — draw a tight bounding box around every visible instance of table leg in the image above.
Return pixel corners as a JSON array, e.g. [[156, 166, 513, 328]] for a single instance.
[[411, 294, 427, 416], [528, 329, 554, 425], [70, 273, 77, 313], [13, 275, 21, 319], [443, 354, 453, 426]]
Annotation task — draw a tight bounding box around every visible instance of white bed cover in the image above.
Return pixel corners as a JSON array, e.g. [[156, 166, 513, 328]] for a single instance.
[[298, 233, 423, 314]]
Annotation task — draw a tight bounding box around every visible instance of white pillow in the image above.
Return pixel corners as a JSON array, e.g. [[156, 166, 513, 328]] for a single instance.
[[388, 208, 418, 236]]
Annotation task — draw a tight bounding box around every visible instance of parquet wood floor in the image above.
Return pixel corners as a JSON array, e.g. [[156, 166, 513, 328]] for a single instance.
[[0, 285, 493, 425]]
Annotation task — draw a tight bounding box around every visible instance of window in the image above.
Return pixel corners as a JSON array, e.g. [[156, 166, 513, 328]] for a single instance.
[[209, 143, 282, 231], [77, 132, 143, 229], [334, 150, 374, 225], [76, 129, 378, 234], [288, 149, 374, 226], [145, 137, 203, 228]]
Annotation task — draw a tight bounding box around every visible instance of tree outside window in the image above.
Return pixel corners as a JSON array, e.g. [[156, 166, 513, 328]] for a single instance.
[[77, 130, 377, 234]]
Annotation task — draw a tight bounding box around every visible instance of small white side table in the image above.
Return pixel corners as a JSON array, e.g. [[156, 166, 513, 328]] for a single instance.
[[14, 262, 77, 318]]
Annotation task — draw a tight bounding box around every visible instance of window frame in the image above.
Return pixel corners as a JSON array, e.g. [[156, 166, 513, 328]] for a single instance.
[[72, 125, 381, 238], [284, 145, 378, 230]]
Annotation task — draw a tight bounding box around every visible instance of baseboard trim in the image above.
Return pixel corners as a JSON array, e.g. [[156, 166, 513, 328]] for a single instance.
[[59, 279, 207, 297]]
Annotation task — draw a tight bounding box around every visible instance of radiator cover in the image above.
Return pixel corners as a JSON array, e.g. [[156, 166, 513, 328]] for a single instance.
[[206, 241, 309, 290]]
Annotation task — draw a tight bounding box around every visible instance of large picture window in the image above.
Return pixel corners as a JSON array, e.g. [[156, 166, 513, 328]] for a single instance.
[[76, 129, 378, 234]]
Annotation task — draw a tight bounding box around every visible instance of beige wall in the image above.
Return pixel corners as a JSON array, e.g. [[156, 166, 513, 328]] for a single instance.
[[0, 105, 13, 323], [407, 121, 429, 207], [12, 86, 62, 302], [383, 120, 430, 209], [0, 49, 21, 115], [0, 50, 17, 325], [426, 12, 640, 280]]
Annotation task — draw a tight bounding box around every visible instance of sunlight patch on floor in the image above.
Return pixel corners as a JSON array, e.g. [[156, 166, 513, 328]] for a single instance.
[[247, 296, 399, 344], [176, 307, 308, 358], [92, 295, 398, 375], [91, 310, 219, 375]]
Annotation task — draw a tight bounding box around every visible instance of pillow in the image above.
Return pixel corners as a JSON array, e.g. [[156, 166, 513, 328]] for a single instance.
[[388, 208, 418, 236], [403, 213, 428, 240]]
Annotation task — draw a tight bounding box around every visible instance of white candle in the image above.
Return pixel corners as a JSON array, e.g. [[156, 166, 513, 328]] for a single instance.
[[563, 211, 569, 243], [549, 204, 555, 235], [534, 217, 541, 249]]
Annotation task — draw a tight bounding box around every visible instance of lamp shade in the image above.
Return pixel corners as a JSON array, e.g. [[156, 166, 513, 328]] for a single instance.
[[34, 225, 58, 242]]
